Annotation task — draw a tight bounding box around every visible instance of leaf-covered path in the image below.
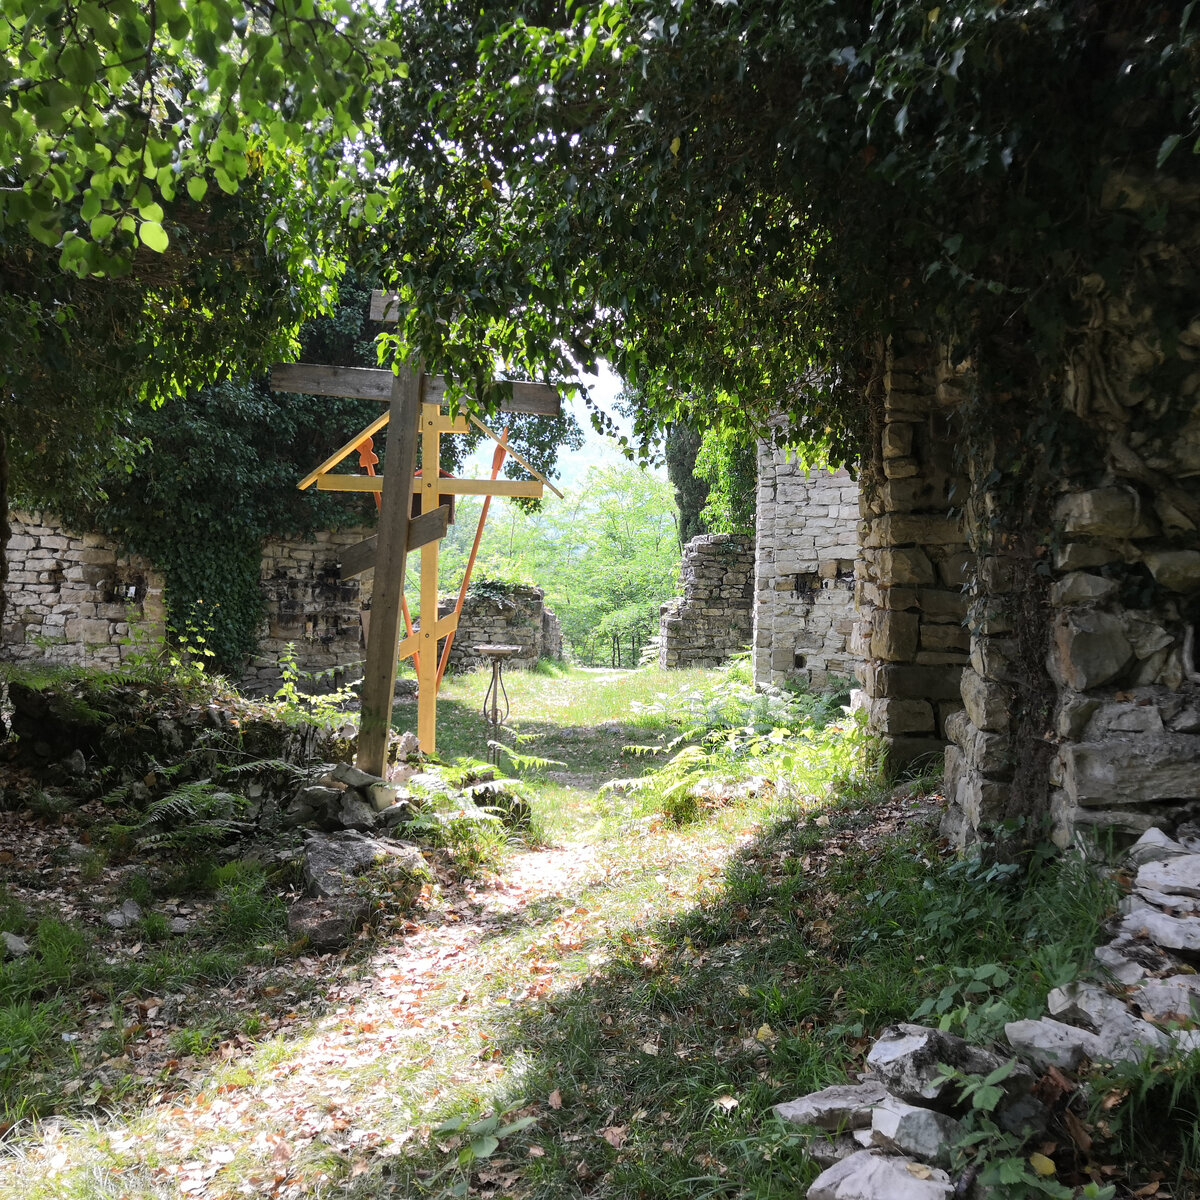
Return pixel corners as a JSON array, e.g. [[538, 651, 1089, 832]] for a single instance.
[[4, 779, 780, 1200]]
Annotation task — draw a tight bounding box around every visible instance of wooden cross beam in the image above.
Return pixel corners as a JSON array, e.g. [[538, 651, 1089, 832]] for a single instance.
[[271, 295, 563, 766]]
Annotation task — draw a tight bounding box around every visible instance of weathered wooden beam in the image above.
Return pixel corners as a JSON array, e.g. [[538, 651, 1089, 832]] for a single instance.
[[315, 475, 545, 498], [270, 362, 562, 417], [337, 505, 451, 579], [356, 368, 423, 776]]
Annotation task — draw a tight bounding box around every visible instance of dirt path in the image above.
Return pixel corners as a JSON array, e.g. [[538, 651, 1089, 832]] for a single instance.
[[5, 811, 744, 1200]]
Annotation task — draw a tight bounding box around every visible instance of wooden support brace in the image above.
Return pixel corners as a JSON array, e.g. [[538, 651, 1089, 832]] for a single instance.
[[270, 362, 562, 417], [356, 368, 423, 777], [337, 505, 451, 579], [316, 475, 544, 498]]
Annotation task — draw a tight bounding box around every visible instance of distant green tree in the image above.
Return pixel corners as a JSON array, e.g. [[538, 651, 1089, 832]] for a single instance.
[[664, 423, 709, 546], [694, 428, 757, 537]]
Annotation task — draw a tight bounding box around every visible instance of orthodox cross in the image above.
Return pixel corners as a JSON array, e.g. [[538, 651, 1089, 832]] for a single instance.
[[270, 290, 562, 775]]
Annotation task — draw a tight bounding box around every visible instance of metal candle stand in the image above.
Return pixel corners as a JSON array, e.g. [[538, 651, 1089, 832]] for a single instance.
[[478, 644, 521, 764]]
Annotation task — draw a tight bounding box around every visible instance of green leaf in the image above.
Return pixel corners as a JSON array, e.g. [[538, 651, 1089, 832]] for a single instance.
[[186, 175, 207, 202], [1157, 133, 1182, 168], [138, 220, 169, 252], [470, 1134, 500, 1158], [90, 213, 117, 240]]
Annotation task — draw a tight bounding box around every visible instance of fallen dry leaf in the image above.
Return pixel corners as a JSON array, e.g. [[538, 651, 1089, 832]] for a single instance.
[[600, 1125, 627, 1148], [548, 1089, 563, 1110], [906, 1162, 933, 1179]]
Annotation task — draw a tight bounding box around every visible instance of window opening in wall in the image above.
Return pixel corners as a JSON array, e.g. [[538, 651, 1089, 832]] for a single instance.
[[793, 651, 807, 669]]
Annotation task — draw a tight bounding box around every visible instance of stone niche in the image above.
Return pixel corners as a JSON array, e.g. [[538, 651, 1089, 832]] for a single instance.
[[659, 533, 755, 669], [753, 450, 860, 691]]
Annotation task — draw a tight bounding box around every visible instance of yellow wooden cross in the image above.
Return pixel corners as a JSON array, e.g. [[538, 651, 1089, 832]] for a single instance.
[[270, 298, 562, 770]]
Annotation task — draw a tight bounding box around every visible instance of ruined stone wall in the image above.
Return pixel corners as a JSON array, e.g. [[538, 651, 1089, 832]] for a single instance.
[[753, 452, 859, 691], [2, 513, 374, 693], [241, 527, 374, 696], [854, 339, 973, 771], [941, 268, 1200, 851], [436, 584, 562, 673], [658, 533, 754, 669], [1, 511, 167, 666]]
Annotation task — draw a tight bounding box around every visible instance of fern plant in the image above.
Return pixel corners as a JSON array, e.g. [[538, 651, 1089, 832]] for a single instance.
[[110, 781, 248, 856]]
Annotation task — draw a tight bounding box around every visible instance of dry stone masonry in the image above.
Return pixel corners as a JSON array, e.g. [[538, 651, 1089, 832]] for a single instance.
[[2, 510, 166, 667], [852, 339, 973, 773], [779, 830, 1200, 1196], [753, 451, 859, 690], [435, 584, 562, 673], [658, 533, 754, 669], [3, 513, 564, 689]]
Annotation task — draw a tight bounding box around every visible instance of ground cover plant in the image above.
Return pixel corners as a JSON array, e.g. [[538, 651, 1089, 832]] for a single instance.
[[0, 659, 1191, 1199]]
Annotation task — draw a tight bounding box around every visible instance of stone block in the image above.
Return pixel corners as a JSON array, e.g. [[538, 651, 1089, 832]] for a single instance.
[[970, 636, 1020, 681], [1048, 610, 1133, 690], [1054, 541, 1120, 571], [886, 735, 951, 771], [881, 421, 915, 459], [963, 776, 1011, 828], [872, 698, 936, 735], [863, 513, 964, 549], [872, 663, 965, 702], [936, 551, 973, 586], [920, 623, 968, 653], [871, 610, 920, 661], [918, 589, 968, 621], [883, 456, 920, 479], [1059, 734, 1200, 805], [872, 547, 935, 586], [1053, 486, 1145, 539], [960, 668, 1011, 733], [1142, 549, 1200, 595], [1051, 571, 1119, 606]]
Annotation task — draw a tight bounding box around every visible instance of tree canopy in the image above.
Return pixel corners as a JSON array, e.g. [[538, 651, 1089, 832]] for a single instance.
[[373, 0, 1199, 465]]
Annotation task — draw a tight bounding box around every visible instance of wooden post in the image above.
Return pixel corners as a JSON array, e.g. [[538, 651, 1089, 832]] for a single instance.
[[417, 401, 443, 753], [356, 368, 423, 777]]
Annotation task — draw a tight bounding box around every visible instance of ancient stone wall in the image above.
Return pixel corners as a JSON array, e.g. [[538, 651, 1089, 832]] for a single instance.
[[436, 584, 562, 673], [854, 338, 973, 772], [2, 512, 374, 693], [940, 270, 1200, 851], [241, 527, 375, 696], [658, 533, 754, 669], [753, 453, 859, 690], [1, 511, 167, 666]]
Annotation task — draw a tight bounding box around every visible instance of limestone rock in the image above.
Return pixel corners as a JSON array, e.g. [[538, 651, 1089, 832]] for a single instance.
[[295, 785, 342, 810], [301, 831, 424, 899], [1048, 610, 1133, 691], [1005, 1018, 1101, 1071], [1050, 572, 1118, 607], [865, 1024, 1032, 1108], [287, 895, 370, 952], [1144, 550, 1200, 595], [1059, 735, 1200, 806], [774, 1080, 888, 1130], [390, 729, 421, 759], [1137, 856, 1200, 900], [1127, 828, 1190, 867], [103, 899, 143, 929], [960, 669, 1011, 734], [1, 931, 30, 957], [807, 1150, 953, 1200], [338, 793, 378, 832], [1053, 487, 1143, 538], [1092, 1013, 1171, 1064], [1132, 975, 1200, 1025], [1097, 935, 1177, 981], [807, 1133, 866, 1168], [1122, 909, 1200, 954], [870, 1096, 960, 1166], [1095, 942, 1149, 985], [331, 761, 383, 790], [1046, 981, 1129, 1031]]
